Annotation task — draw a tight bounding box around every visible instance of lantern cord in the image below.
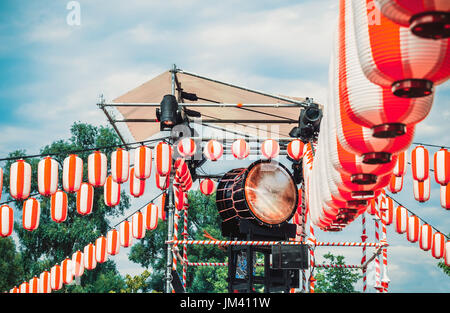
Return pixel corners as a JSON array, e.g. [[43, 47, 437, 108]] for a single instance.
[[407, 161, 434, 172], [0, 192, 40, 206], [385, 192, 449, 240], [412, 142, 450, 150], [0, 136, 170, 163]]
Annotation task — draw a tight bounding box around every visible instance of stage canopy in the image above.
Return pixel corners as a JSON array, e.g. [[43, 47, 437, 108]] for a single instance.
[[101, 66, 317, 143]]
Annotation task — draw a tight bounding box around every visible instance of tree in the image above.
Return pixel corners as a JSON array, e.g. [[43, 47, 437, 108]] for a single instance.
[[314, 252, 361, 293], [129, 190, 228, 293], [1, 122, 129, 292], [0, 237, 24, 291], [437, 233, 450, 277]]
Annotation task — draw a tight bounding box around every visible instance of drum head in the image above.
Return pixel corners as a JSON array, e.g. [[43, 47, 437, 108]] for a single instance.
[[244, 160, 297, 226]]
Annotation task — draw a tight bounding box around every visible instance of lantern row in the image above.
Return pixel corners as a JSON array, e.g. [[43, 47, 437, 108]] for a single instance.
[[7, 200, 162, 293], [307, 0, 450, 232]]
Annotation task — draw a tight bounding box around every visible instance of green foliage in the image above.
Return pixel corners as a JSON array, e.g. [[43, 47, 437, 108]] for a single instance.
[[0, 237, 24, 291], [120, 270, 152, 293], [0, 122, 129, 292], [314, 252, 361, 293], [129, 190, 228, 293], [437, 233, 450, 277]]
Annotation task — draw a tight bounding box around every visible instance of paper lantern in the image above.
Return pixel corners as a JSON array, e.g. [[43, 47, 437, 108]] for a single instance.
[[407, 215, 420, 243], [374, 0, 450, 39], [0, 205, 13, 237], [134, 145, 152, 180], [111, 148, 130, 184], [203, 140, 223, 161], [413, 177, 430, 203], [37, 156, 58, 197], [119, 220, 133, 247], [434, 148, 450, 186], [352, 0, 450, 98], [10, 159, 32, 200], [83, 243, 97, 270], [395, 206, 408, 234], [88, 151, 107, 187], [155, 171, 169, 190], [432, 232, 446, 259], [411, 146, 429, 181], [445, 241, 450, 267], [62, 154, 83, 193], [174, 187, 187, 211], [50, 265, 62, 291], [107, 229, 120, 255], [367, 198, 378, 215], [0, 167, 3, 202], [129, 168, 146, 198], [382, 200, 394, 225], [39, 271, 51, 293], [339, 0, 434, 137], [61, 258, 73, 285], [388, 174, 403, 194], [77, 183, 94, 215], [393, 151, 407, 177], [155, 141, 172, 176], [29, 277, 39, 293], [10, 287, 19, 294], [199, 179, 215, 195], [419, 224, 433, 251], [177, 137, 196, 157], [19, 282, 30, 294], [132, 211, 146, 239], [72, 251, 84, 277], [231, 139, 250, 160], [261, 139, 280, 159], [51, 190, 68, 223], [145, 203, 159, 231], [287, 139, 304, 161], [440, 184, 450, 210], [95, 236, 107, 263], [23, 198, 40, 231], [104, 176, 121, 207]]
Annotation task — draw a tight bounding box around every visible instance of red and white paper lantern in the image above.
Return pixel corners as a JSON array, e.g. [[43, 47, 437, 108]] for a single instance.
[[203, 140, 223, 161], [61, 258, 73, 285], [395, 206, 408, 234], [387, 174, 403, 194], [51, 190, 68, 223], [287, 139, 304, 161], [156, 171, 169, 190], [0, 205, 13, 237], [129, 168, 145, 198], [63, 154, 83, 193], [419, 224, 433, 251], [231, 139, 250, 160], [445, 241, 450, 267], [177, 138, 196, 158], [132, 211, 146, 239], [434, 148, 450, 186], [261, 139, 280, 159], [19, 282, 30, 294], [413, 177, 430, 203], [37, 156, 58, 197], [199, 179, 215, 195], [104, 176, 121, 207], [440, 184, 450, 210], [29, 277, 39, 293], [134, 145, 152, 180], [23, 198, 40, 231], [411, 146, 429, 182], [145, 203, 159, 230], [83, 243, 97, 270], [432, 232, 446, 259], [393, 151, 407, 177], [50, 265, 62, 291], [155, 142, 172, 176], [39, 271, 51, 293], [77, 183, 94, 215], [107, 229, 120, 255], [407, 215, 420, 243], [119, 220, 133, 248], [72, 251, 84, 277], [10, 159, 32, 200], [111, 148, 130, 184], [95, 236, 107, 263], [88, 151, 107, 187]]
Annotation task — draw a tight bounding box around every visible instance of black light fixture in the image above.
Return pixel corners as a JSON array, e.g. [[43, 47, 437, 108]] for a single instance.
[[157, 94, 180, 128], [289, 102, 323, 143]]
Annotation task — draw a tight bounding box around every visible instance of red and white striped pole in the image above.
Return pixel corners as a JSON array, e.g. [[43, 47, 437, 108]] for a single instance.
[[172, 211, 180, 293], [308, 223, 316, 293], [374, 214, 382, 293], [182, 207, 188, 290], [379, 210, 390, 293], [361, 213, 368, 293]]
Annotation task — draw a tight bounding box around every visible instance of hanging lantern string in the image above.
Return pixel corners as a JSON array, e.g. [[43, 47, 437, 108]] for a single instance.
[[407, 161, 434, 173], [412, 142, 450, 150], [0, 192, 40, 206], [385, 193, 449, 240], [0, 136, 171, 163]]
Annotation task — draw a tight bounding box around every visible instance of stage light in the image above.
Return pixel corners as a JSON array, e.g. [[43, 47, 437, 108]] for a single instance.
[[158, 94, 180, 127], [289, 102, 323, 143]]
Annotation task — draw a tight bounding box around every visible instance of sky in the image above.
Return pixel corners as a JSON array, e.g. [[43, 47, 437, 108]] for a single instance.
[[0, 0, 449, 293]]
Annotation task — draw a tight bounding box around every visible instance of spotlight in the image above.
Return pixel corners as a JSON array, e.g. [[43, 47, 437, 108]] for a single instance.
[[289, 102, 323, 143], [158, 94, 180, 128]]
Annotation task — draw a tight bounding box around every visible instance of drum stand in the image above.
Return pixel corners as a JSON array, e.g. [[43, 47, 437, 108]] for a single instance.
[[226, 220, 305, 293]]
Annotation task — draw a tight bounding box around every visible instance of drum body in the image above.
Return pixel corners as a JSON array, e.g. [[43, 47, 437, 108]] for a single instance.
[[216, 160, 298, 236]]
